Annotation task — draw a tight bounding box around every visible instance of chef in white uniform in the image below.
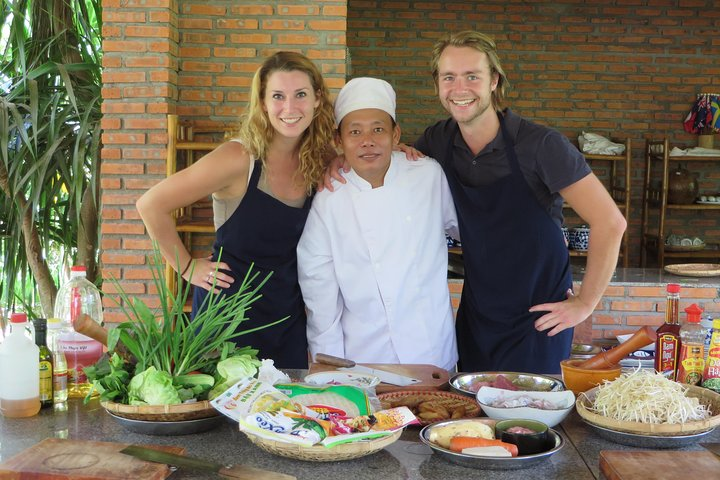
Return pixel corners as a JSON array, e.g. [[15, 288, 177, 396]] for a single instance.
[[297, 77, 459, 371]]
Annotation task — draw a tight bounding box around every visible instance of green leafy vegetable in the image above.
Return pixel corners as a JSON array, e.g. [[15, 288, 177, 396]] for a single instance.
[[84, 353, 132, 403], [128, 366, 181, 405], [209, 354, 262, 399]]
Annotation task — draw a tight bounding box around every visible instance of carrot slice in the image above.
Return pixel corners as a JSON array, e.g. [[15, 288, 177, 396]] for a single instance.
[[449, 436, 519, 457]]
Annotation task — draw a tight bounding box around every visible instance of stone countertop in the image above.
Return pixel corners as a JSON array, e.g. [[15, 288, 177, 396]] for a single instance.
[[2, 392, 718, 479], [572, 266, 720, 287]]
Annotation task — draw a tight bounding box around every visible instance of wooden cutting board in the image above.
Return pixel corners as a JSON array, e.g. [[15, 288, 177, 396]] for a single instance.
[[0, 438, 184, 480], [307, 363, 449, 393], [599, 450, 720, 480]]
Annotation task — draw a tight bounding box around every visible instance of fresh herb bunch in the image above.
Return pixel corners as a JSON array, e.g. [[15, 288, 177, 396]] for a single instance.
[[86, 245, 286, 403]]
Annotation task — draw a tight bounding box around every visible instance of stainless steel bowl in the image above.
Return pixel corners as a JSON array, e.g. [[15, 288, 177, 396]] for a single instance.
[[106, 410, 226, 435], [449, 372, 565, 397], [570, 343, 602, 360], [420, 419, 564, 470]]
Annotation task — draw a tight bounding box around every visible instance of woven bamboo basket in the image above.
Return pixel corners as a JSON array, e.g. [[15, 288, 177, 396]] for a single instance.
[[101, 400, 219, 422], [243, 428, 402, 462], [576, 384, 720, 436], [377, 390, 481, 426]]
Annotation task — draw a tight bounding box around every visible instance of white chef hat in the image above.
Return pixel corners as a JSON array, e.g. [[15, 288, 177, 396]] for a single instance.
[[334, 77, 396, 126]]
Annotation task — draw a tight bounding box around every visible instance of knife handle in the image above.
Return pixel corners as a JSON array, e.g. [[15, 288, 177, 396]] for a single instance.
[[314, 353, 356, 368]]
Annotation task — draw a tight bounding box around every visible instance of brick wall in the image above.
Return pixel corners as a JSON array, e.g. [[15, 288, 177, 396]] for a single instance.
[[100, 1, 720, 320], [347, 0, 720, 267], [100, 1, 347, 321], [450, 278, 720, 343]]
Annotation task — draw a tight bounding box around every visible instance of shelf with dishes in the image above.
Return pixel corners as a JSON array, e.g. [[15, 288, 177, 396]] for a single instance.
[[641, 138, 720, 267]]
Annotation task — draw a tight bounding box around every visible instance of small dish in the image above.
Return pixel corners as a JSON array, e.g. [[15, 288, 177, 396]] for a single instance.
[[495, 419, 549, 455], [420, 419, 564, 470], [476, 386, 575, 427], [304, 370, 381, 389], [449, 372, 565, 397]]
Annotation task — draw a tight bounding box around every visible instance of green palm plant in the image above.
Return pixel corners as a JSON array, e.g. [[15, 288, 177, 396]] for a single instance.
[[0, 0, 102, 316]]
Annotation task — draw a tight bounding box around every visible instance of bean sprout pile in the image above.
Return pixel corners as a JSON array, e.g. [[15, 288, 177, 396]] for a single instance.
[[588, 369, 712, 424]]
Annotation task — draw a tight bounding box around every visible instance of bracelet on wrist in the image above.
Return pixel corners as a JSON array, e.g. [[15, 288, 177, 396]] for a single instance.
[[180, 258, 192, 276]]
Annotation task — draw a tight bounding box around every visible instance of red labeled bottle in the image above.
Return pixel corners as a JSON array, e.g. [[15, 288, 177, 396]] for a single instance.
[[655, 283, 682, 380]]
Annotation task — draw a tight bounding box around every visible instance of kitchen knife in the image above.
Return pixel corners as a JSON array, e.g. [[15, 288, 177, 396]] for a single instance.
[[314, 353, 421, 386], [700, 443, 720, 458], [120, 445, 295, 480]]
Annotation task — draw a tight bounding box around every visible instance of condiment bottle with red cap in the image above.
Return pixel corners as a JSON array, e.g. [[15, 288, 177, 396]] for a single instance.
[[676, 303, 705, 386], [655, 283, 682, 379]]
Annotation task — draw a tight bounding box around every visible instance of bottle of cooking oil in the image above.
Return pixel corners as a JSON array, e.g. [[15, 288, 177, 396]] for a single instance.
[[0, 313, 41, 418], [47, 317, 68, 407], [676, 303, 705, 386], [32, 318, 53, 408], [53, 266, 104, 397]]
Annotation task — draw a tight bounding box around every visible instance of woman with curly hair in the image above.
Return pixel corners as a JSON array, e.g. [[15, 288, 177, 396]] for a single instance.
[[137, 51, 336, 368]]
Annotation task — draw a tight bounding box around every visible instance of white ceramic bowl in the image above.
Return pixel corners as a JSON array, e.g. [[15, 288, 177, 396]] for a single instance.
[[304, 371, 380, 389], [476, 386, 575, 428]]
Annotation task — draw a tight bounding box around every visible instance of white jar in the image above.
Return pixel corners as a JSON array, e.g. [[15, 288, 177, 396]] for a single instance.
[[0, 313, 40, 418]]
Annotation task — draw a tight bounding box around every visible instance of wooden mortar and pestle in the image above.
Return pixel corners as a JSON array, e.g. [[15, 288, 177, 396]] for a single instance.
[[561, 326, 656, 394], [578, 325, 656, 369]]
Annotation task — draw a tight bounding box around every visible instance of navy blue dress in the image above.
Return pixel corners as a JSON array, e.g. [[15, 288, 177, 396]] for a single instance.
[[192, 160, 311, 368], [444, 116, 573, 374]]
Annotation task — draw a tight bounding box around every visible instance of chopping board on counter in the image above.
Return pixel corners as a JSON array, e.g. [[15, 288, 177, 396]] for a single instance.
[[307, 362, 449, 393], [0, 438, 184, 479], [599, 450, 720, 480]]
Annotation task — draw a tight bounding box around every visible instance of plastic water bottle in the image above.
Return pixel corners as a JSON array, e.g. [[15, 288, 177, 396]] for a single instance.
[[53, 266, 104, 398], [47, 317, 68, 406], [0, 313, 41, 417]]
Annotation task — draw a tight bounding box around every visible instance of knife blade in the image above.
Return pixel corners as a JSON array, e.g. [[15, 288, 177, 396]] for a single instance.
[[700, 443, 720, 458], [314, 353, 421, 386], [120, 445, 296, 480], [340, 365, 421, 386]]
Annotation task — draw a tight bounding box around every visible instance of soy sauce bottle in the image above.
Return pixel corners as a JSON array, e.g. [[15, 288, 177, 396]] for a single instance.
[[655, 284, 682, 380]]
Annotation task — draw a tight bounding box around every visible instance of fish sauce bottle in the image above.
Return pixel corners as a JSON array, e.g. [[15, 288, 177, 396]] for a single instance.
[[676, 304, 705, 386], [53, 266, 104, 398], [655, 283, 682, 380], [0, 313, 41, 417], [32, 318, 54, 408]]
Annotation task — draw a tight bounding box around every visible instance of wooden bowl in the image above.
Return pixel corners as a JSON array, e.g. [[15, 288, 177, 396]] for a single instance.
[[101, 400, 219, 422], [576, 384, 720, 436], [560, 359, 621, 396]]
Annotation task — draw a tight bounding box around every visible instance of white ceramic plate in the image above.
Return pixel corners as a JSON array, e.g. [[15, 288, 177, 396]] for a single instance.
[[304, 370, 381, 389], [476, 386, 575, 428]]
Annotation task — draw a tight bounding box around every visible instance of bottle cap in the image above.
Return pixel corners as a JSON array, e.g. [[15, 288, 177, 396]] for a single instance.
[[667, 283, 681, 294], [71, 266, 87, 272], [10, 312, 27, 323], [684, 303, 703, 323], [32, 318, 47, 331]]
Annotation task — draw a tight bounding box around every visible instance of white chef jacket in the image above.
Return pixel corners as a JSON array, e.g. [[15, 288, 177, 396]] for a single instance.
[[297, 152, 459, 371]]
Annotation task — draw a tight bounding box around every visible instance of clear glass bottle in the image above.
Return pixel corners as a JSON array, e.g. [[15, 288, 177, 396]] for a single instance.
[[47, 317, 69, 406], [655, 283, 682, 380], [53, 265, 104, 398], [676, 304, 705, 386], [32, 318, 54, 408], [0, 313, 41, 418]]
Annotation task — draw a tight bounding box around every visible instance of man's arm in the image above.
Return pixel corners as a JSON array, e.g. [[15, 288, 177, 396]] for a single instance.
[[297, 207, 346, 358], [530, 173, 627, 336]]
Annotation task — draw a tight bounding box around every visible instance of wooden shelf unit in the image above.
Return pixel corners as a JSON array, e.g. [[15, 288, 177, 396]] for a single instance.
[[165, 114, 226, 308], [563, 137, 632, 267], [640, 138, 720, 267]]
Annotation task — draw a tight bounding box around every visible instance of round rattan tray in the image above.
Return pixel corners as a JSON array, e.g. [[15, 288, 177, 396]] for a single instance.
[[243, 428, 402, 462], [377, 390, 481, 426], [576, 384, 720, 436], [101, 400, 219, 422]]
